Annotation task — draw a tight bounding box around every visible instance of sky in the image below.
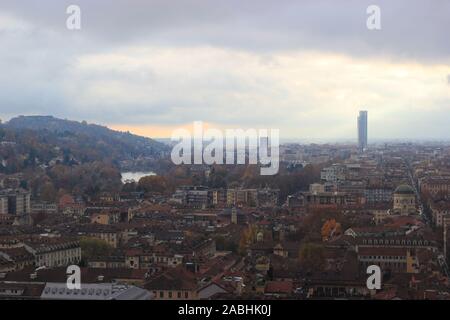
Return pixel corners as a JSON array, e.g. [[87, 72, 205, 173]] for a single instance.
[[0, 0, 449, 141]]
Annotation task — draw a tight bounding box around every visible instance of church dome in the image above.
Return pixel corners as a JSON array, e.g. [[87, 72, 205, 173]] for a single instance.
[[394, 184, 415, 195]]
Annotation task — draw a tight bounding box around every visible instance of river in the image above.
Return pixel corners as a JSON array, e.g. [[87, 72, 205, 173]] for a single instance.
[[121, 171, 156, 183]]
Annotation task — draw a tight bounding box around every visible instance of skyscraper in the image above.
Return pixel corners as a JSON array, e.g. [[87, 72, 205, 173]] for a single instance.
[[357, 110, 368, 152]]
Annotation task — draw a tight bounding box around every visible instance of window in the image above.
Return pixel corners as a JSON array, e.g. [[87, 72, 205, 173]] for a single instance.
[[159, 291, 164, 298], [185, 292, 189, 299], [169, 292, 173, 298], [178, 292, 181, 298]]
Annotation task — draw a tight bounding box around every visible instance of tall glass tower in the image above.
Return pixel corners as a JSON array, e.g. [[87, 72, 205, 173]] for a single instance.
[[357, 110, 368, 152]]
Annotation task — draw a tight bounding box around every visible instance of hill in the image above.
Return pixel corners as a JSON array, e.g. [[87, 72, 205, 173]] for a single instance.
[[0, 115, 170, 174], [6, 115, 167, 155]]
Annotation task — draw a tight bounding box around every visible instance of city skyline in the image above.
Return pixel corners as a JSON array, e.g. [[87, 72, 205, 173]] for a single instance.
[[1, 1, 450, 303], [3, 113, 450, 144]]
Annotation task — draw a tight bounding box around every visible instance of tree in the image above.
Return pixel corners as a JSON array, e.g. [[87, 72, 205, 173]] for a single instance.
[[215, 235, 238, 253], [208, 167, 228, 188], [321, 219, 342, 242], [238, 225, 257, 256], [40, 182, 57, 202], [79, 237, 113, 261], [138, 175, 168, 194], [299, 243, 326, 272]]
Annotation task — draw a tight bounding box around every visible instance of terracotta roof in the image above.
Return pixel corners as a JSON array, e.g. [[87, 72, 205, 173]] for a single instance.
[[3, 267, 148, 283], [358, 247, 407, 257], [265, 280, 293, 294], [0, 247, 34, 262], [145, 267, 197, 291]]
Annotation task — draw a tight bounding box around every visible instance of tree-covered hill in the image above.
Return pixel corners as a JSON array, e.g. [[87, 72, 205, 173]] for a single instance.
[[0, 115, 170, 174]]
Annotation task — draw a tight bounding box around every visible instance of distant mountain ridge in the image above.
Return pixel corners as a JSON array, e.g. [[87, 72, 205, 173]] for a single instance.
[[9, 115, 149, 138], [0, 116, 169, 174], [5, 115, 168, 154]]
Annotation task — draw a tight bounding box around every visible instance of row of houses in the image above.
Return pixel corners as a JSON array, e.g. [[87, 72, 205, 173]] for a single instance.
[[170, 186, 280, 208], [0, 237, 81, 272]]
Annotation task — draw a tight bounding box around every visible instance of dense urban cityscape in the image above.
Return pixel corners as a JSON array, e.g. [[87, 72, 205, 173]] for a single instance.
[[1, 1, 449, 310], [0, 112, 449, 300]]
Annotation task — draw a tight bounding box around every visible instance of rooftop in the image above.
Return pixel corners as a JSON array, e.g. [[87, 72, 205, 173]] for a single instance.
[[394, 184, 415, 195]]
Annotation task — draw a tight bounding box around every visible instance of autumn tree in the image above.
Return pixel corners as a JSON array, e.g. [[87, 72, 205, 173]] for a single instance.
[[208, 166, 228, 188], [321, 219, 342, 242], [40, 182, 57, 202], [238, 225, 257, 256], [299, 243, 326, 272], [138, 175, 168, 194]]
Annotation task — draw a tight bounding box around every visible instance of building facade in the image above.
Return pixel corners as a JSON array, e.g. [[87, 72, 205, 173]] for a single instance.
[[392, 185, 416, 216], [25, 240, 81, 268]]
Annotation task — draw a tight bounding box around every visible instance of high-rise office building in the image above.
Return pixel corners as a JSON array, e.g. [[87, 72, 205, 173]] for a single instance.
[[357, 110, 368, 152]]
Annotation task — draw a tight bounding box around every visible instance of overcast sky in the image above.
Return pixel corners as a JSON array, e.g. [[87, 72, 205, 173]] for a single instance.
[[0, 0, 449, 140]]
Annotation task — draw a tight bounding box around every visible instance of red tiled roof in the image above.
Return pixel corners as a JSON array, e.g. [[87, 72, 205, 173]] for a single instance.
[[265, 280, 293, 294], [145, 267, 197, 291], [358, 247, 407, 257]]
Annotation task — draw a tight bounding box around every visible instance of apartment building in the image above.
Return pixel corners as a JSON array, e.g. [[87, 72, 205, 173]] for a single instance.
[[171, 186, 210, 208], [357, 247, 418, 274], [0, 189, 31, 215], [420, 177, 450, 196], [25, 239, 81, 268], [430, 200, 450, 227]]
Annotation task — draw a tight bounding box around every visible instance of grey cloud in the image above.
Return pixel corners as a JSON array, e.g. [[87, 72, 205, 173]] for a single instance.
[[0, 0, 449, 139], [0, 0, 449, 62]]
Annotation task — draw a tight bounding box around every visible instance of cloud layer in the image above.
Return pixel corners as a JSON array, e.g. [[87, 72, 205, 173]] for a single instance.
[[0, 0, 449, 140]]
